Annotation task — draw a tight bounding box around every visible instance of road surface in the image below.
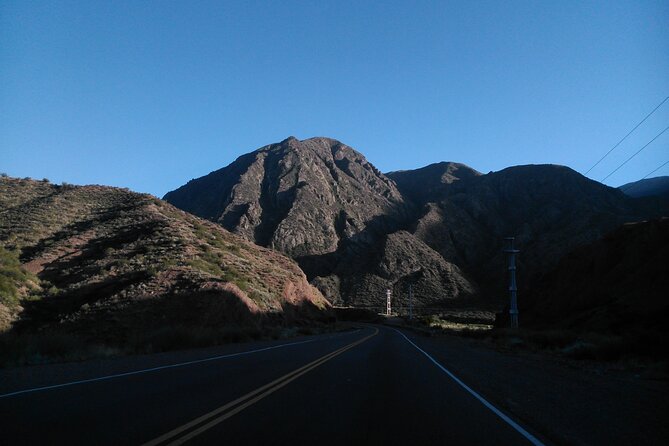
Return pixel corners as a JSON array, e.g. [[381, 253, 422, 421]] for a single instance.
[[0, 325, 550, 445]]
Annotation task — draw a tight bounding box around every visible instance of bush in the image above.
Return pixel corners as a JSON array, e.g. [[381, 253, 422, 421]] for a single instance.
[[0, 246, 34, 307]]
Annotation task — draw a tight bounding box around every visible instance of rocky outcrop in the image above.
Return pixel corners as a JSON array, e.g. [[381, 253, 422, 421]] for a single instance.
[[165, 137, 406, 257]]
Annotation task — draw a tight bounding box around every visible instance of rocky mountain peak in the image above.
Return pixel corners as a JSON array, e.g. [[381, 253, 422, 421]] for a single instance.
[[164, 137, 479, 305], [165, 137, 405, 258]]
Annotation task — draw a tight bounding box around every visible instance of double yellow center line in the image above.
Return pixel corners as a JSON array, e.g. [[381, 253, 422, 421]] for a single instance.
[[143, 327, 378, 446]]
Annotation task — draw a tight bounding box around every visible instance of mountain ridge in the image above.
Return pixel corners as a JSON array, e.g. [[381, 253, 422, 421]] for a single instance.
[[164, 137, 478, 307], [164, 136, 668, 308], [619, 176, 669, 200]]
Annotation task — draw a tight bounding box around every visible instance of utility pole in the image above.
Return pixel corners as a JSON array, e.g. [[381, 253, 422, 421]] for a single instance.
[[408, 283, 413, 320], [386, 288, 392, 316], [504, 237, 520, 329]]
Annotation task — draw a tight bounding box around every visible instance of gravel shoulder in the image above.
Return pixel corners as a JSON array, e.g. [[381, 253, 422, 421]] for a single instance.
[[405, 329, 669, 446]]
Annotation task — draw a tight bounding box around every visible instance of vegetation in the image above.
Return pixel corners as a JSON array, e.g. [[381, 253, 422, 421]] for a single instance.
[[0, 176, 331, 367], [0, 246, 37, 308], [0, 322, 346, 368], [414, 314, 669, 366], [481, 328, 669, 363], [421, 313, 493, 332]]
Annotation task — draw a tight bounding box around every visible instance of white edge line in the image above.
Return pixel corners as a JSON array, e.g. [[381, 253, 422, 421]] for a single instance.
[[389, 327, 547, 446], [0, 329, 360, 399]]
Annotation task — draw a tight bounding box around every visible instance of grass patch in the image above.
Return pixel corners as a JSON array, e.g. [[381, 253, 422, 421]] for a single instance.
[[192, 221, 210, 240], [0, 246, 38, 308], [414, 314, 669, 364], [187, 256, 223, 276], [187, 251, 250, 291], [419, 314, 494, 332], [221, 268, 249, 291]]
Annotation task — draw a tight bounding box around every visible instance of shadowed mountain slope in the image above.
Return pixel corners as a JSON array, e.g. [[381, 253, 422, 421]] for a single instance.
[[0, 177, 329, 339], [619, 176, 669, 200], [386, 161, 482, 205], [521, 218, 669, 337], [399, 164, 668, 295]]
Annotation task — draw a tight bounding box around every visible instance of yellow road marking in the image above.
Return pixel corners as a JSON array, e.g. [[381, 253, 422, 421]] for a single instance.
[[143, 327, 378, 446]]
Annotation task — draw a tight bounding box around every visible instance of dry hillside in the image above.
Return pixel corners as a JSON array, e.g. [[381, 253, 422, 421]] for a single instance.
[[0, 176, 329, 341]]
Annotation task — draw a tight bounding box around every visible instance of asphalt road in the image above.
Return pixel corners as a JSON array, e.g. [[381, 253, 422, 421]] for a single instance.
[[0, 326, 546, 445]]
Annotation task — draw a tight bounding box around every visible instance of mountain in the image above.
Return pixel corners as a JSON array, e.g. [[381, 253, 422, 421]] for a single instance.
[[387, 161, 482, 205], [619, 176, 669, 200], [400, 164, 667, 294], [0, 176, 329, 340], [165, 137, 669, 309], [165, 136, 405, 257], [521, 218, 669, 337], [164, 137, 478, 307]]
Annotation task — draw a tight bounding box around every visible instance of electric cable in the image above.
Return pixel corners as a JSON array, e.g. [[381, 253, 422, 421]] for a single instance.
[[601, 124, 669, 182], [619, 159, 669, 194], [585, 95, 669, 175]]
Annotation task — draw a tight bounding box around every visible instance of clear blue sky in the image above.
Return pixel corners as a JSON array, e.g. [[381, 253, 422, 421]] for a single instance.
[[2, 0, 668, 197]]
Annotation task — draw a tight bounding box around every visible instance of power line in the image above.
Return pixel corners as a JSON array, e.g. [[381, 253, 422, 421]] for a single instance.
[[585, 95, 669, 175], [619, 159, 669, 193], [640, 159, 669, 179], [601, 125, 669, 182]]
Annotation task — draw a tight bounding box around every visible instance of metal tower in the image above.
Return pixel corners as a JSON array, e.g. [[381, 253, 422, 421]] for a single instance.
[[408, 283, 413, 320], [504, 237, 520, 328], [386, 289, 392, 316]]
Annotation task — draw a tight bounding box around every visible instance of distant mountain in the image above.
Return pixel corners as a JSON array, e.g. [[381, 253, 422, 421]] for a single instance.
[[387, 161, 482, 205], [0, 177, 329, 339], [401, 164, 667, 294], [165, 137, 669, 309], [619, 176, 669, 200], [165, 137, 477, 307], [521, 218, 669, 336]]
